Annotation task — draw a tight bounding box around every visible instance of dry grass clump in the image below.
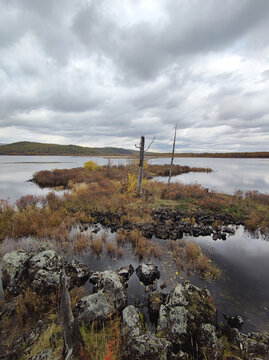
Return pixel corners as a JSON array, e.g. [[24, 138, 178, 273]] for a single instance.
[[90, 236, 103, 256], [170, 240, 220, 280], [79, 315, 121, 360], [15, 288, 59, 326], [128, 229, 144, 247], [127, 229, 163, 259], [73, 233, 89, 253], [116, 230, 127, 245], [106, 241, 117, 256], [105, 241, 124, 258], [70, 286, 87, 310], [134, 238, 163, 259]]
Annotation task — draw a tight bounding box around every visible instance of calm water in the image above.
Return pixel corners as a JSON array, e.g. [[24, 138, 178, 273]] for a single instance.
[[0, 155, 268, 201], [0, 225, 268, 332]]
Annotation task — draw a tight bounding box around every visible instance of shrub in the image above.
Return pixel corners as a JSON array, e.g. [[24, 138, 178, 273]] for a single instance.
[[84, 161, 98, 171]]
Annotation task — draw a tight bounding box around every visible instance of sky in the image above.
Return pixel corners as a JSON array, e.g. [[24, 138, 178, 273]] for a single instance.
[[0, 0, 269, 152]]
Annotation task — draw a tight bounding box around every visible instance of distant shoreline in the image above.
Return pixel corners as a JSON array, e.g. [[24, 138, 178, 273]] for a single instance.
[[0, 141, 268, 158], [0, 153, 268, 159]]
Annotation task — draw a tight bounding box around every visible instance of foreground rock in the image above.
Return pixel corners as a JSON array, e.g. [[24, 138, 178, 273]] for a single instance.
[[121, 282, 269, 359], [121, 305, 172, 360], [157, 282, 218, 357], [2, 249, 90, 297], [136, 263, 160, 285], [1, 251, 268, 359], [74, 269, 129, 327]]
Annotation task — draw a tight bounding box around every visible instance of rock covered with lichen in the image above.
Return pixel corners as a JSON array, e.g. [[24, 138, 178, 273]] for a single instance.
[[121, 305, 172, 360], [74, 269, 128, 327], [1, 250, 32, 296], [1, 249, 90, 297]]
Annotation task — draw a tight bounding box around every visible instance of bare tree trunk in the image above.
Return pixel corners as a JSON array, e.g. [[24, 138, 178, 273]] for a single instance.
[[60, 268, 77, 360], [137, 136, 145, 196], [168, 124, 177, 186]]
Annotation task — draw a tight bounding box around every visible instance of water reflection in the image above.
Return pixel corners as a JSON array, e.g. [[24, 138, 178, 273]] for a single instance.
[[151, 157, 269, 194], [1, 225, 269, 332]]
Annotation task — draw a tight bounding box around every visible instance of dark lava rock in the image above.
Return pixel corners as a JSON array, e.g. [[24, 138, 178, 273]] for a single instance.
[[197, 323, 220, 359], [65, 260, 91, 287], [224, 314, 244, 330], [116, 264, 134, 283], [148, 291, 167, 323], [136, 263, 160, 285]]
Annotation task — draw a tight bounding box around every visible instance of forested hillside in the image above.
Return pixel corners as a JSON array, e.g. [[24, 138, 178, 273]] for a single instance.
[[0, 142, 136, 156]]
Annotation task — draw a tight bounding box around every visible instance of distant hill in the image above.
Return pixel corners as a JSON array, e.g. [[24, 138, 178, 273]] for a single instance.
[[0, 141, 137, 156], [0, 141, 268, 158]]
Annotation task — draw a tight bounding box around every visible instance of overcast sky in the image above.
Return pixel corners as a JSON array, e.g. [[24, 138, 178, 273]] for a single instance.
[[0, 0, 269, 152]]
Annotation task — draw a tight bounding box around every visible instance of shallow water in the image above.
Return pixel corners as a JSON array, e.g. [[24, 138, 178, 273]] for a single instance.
[[0, 155, 268, 201], [1, 225, 268, 333]]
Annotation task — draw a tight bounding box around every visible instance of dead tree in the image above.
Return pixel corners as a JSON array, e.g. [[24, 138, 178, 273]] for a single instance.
[[168, 124, 177, 186], [59, 266, 83, 360], [135, 136, 155, 196]]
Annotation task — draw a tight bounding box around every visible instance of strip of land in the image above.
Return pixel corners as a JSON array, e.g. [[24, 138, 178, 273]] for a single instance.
[[0, 141, 268, 158]]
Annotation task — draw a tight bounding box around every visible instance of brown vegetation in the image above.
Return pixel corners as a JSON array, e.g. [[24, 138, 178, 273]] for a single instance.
[[169, 240, 221, 279]]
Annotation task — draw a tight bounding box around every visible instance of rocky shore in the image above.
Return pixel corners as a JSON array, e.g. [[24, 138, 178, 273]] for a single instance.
[[76, 207, 241, 242], [1, 249, 268, 359]]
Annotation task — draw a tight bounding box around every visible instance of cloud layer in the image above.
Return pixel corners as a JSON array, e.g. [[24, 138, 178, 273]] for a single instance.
[[1, 0, 269, 152]]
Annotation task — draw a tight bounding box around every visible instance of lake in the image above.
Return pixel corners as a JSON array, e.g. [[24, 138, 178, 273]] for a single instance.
[[0, 155, 268, 201], [0, 155, 269, 332]]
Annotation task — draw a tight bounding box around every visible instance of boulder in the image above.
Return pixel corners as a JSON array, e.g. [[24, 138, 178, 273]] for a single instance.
[[65, 260, 90, 287], [1, 250, 90, 297], [116, 264, 134, 283], [225, 328, 269, 359], [121, 305, 172, 360], [122, 305, 144, 337], [28, 250, 63, 294], [136, 263, 160, 285], [197, 323, 220, 359], [157, 282, 217, 353], [89, 270, 127, 310], [2, 250, 32, 296], [223, 314, 244, 330], [74, 269, 129, 326], [74, 291, 116, 326]]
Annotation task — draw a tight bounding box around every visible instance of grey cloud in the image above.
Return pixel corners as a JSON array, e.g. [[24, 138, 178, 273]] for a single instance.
[[73, 0, 269, 79], [0, 0, 269, 152]]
